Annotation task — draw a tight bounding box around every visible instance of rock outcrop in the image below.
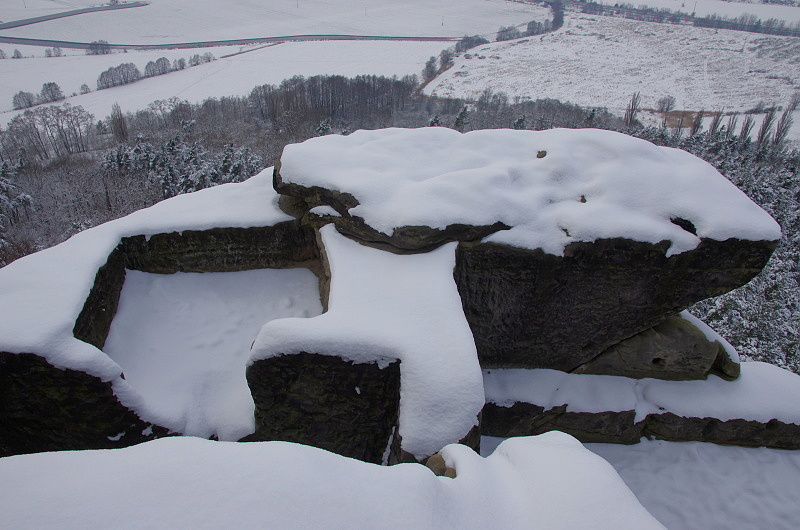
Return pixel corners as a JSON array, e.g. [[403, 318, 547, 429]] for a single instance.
[[0, 128, 792, 461], [573, 315, 738, 380], [0, 352, 169, 457], [246, 352, 402, 464], [482, 402, 800, 450], [74, 222, 321, 350], [453, 237, 773, 371]]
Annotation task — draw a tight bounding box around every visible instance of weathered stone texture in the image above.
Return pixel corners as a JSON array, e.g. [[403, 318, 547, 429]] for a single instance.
[[454, 237, 776, 371], [482, 403, 643, 445], [574, 316, 723, 380], [74, 222, 322, 350], [246, 352, 401, 464], [482, 402, 800, 450], [0, 352, 169, 457], [274, 166, 509, 253]]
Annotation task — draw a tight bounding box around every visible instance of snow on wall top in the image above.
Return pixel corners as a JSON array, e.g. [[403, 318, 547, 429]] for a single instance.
[[0, 169, 290, 383], [279, 127, 781, 256], [250, 224, 484, 459], [485, 360, 800, 425]]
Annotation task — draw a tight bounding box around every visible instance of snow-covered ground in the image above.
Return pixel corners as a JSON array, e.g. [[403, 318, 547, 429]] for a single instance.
[[426, 13, 800, 115], [482, 436, 800, 530], [0, 0, 549, 43], [0, 433, 663, 529], [104, 268, 323, 442]]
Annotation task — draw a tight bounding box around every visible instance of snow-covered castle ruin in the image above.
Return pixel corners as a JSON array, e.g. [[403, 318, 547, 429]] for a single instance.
[[2, 127, 799, 462]]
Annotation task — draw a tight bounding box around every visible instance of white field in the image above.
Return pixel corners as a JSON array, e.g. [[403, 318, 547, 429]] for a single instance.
[[0, 0, 551, 122], [618, 0, 800, 23], [0, 40, 450, 121], [0, 0, 550, 43], [426, 13, 800, 114]]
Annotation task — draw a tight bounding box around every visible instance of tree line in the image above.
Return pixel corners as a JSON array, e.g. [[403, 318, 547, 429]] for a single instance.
[[572, 0, 800, 37]]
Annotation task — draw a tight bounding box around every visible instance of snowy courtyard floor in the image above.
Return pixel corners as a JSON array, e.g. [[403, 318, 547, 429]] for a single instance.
[[103, 268, 323, 441]]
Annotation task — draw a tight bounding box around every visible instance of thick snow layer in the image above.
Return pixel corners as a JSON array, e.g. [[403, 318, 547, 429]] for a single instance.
[[485, 361, 800, 425], [0, 168, 288, 381], [103, 269, 323, 441], [585, 439, 800, 530], [477, 435, 800, 530], [279, 127, 780, 255], [251, 224, 484, 459], [0, 433, 662, 529]]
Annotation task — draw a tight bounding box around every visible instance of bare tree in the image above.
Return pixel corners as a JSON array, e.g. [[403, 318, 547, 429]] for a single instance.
[[772, 97, 797, 149], [725, 112, 739, 139], [657, 95, 675, 113], [12, 91, 36, 110], [755, 107, 777, 149], [739, 114, 755, 145], [423, 56, 437, 81], [690, 110, 704, 136], [39, 82, 65, 103], [496, 25, 522, 41], [109, 103, 128, 143], [624, 92, 641, 127], [87, 40, 111, 55]]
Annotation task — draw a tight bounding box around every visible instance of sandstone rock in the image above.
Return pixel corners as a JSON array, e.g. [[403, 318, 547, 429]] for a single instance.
[[645, 412, 800, 450], [0, 352, 169, 457], [482, 403, 800, 450], [74, 222, 322, 350], [425, 453, 457, 478], [482, 402, 643, 445], [454, 237, 776, 371], [246, 352, 401, 464], [5, 221, 324, 457], [573, 315, 725, 380]]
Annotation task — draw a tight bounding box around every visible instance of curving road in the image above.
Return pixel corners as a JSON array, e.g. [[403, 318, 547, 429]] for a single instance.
[[0, 33, 459, 50], [0, 1, 149, 30]]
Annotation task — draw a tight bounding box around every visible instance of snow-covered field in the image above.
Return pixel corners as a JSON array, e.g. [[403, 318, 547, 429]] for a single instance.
[[616, 0, 800, 23], [427, 13, 800, 114], [0, 0, 553, 121], [0, 40, 449, 120], [0, 0, 549, 43], [483, 436, 800, 530]]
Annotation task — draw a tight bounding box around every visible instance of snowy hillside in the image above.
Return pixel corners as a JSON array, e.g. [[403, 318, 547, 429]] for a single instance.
[[426, 12, 800, 114]]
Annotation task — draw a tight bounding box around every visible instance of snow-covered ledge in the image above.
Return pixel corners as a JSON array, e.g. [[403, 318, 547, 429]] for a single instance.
[[277, 127, 781, 254], [250, 225, 484, 461]]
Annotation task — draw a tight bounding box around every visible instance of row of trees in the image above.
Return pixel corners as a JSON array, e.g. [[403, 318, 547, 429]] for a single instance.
[[97, 63, 142, 89], [574, 0, 800, 37], [12, 82, 66, 110], [496, 1, 564, 41], [0, 49, 24, 59], [2, 104, 94, 161]]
